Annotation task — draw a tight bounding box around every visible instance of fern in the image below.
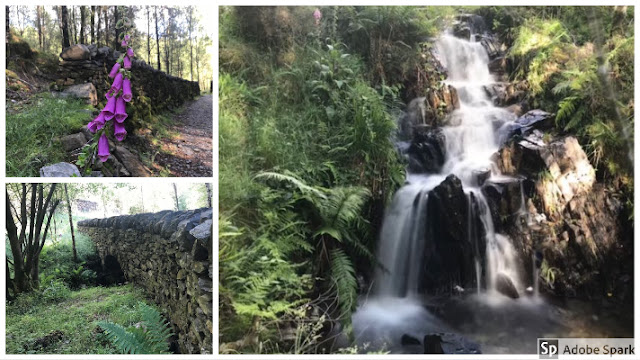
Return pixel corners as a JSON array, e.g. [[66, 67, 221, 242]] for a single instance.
[[330, 248, 357, 319], [97, 302, 173, 354]]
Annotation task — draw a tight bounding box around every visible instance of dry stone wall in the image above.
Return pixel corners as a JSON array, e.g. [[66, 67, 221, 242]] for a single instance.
[[78, 208, 212, 354]]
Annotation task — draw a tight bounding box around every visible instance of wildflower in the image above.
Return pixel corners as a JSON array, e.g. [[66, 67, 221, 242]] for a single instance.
[[115, 96, 128, 123], [125, 34, 131, 42], [114, 121, 127, 141], [121, 39, 127, 47], [111, 72, 124, 93], [87, 113, 106, 133], [123, 56, 132, 70], [313, 8, 322, 26], [127, 48, 134, 58], [122, 78, 132, 102], [98, 133, 110, 162], [102, 95, 117, 120], [108, 62, 121, 78]]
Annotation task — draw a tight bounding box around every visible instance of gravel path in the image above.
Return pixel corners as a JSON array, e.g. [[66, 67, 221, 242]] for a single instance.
[[155, 94, 213, 177]]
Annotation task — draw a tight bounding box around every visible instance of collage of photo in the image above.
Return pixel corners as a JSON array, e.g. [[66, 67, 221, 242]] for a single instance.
[[2, 3, 637, 360]]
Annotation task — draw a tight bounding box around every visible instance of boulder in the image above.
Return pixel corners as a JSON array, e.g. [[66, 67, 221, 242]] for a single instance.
[[39, 162, 81, 177], [495, 273, 520, 299], [424, 333, 481, 354], [407, 127, 446, 174], [419, 175, 485, 294], [113, 146, 152, 177], [60, 44, 90, 61], [59, 132, 88, 152], [61, 83, 97, 106]]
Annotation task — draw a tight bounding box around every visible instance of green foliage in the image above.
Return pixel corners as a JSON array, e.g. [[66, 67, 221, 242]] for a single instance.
[[97, 302, 173, 354], [6, 93, 93, 176], [6, 285, 150, 354]]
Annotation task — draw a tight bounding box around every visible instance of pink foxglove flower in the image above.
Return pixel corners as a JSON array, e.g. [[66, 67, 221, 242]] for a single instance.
[[122, 78, 132, 102], [87, 113, 106, 133], [313, 8, 322, 25], [123, 56, 132, 69], [114, 121, 127, 141], [115, 96, 128, 123], [125, 34, 131, 42], [121, 39, 127, 47], [108, 62, 121, 78], [127, 48, 134, 58], [102, 95, 116, 120], [98, 133, 110, 162], [111, 73, 124, 93]]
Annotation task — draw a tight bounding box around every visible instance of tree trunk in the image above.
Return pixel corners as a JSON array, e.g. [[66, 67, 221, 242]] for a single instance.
[[64, 184, 77, 262], [6, 184, 60, 294], [61, 6, 71, 48], [96, 6, 102, 47], [205, 183, 212, 208], [72, 6, 77, 45], [35, 6, 42, 50], [90, 6, 95, 43], [173, 183, 180, 210], [189, 8, 194, 81], [147, 6, 151, 65], [155, 6, 161, 71], [103, 6, 109, 48], [80, 6, 86, 44], [114, 6, 120, 49], [6, 6, 10, 57]]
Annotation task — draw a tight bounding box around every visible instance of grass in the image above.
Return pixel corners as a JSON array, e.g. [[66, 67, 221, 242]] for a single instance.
[[6, 284, 162, 354], [6, 92, 94, 177]]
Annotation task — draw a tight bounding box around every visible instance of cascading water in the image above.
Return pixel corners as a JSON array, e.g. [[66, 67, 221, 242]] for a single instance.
[[375, 32, 522, 298], [353, 28, 531, 352]]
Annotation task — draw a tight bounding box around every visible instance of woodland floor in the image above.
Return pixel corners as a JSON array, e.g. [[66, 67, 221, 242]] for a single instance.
[[153, 94, 213, 177], [6, 284, 151, 354]]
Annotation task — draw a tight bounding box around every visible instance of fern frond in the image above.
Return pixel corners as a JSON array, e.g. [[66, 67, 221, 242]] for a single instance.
[[254, 171, 327, 199], [139, 303, 173, 354], [330, 248, 357, 319], [97, 321, 149, 354]]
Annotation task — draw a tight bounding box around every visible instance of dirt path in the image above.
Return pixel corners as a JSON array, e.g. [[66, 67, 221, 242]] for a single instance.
[[154, 94, 213, 177]]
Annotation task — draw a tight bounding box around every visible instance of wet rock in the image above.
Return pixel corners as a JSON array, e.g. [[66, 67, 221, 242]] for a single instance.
[[472, 169, 491, 187], [39, 162, 81, 177], [399, 87, 460, 140], [401, 334, 421, 346], [407, 127, 446, 174], [59, 132, 88, 152], [495, 273, 520, 299], [420, 175, 484, 293], [60, 44, 90, 60], [484, 81, 528, 107], [424, 333, 481, 354], [61, 83, 97, 106]]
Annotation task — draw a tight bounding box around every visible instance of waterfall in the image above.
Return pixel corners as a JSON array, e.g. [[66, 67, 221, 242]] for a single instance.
[[374, 33, 521, 298]]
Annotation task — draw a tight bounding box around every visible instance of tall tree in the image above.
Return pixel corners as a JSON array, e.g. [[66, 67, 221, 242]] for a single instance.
[[205, 183, 212, 208], [79, 6, 86, 44], [90, 6, 95, 43], [188, 6, 195, 81], [96, 6, 102, 46], [155, 6, 161, 71], [61, 6, 70, 48], [63, 184, 78, 262], [103, 6, 109, 47], [147, 6, 151, 65], [173, 183, 179, 210], [35, 6, 42, 50], [6, 6, 10, 56], [113, 6, 120, 49], [71, 6, 77, 44], [6, 184, 60, 295]]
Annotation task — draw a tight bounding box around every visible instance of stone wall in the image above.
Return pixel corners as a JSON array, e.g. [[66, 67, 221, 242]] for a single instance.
[[56, 44, 200, 128], [78, 208, 212, 354]]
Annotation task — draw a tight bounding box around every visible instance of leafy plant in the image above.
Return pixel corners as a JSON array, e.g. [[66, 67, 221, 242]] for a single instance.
[[97, 302, 173, 354]]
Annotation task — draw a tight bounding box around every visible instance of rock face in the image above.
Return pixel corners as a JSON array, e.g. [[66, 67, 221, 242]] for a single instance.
[[39, 162, 81, 177], [59, 132, 88, 152], [60, 44, 90, 61], [399, 86, 460, 140], [57, 44, 199, 128], [424, 333, 481, 354], [420, 175, 485, 294], [61, 83, 97, 106], [78, 209, 213, 354], [407, 127, 446, 173]]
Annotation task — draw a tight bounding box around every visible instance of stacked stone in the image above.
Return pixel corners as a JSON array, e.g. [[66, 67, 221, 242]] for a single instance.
[[78, 208, 213, 354], [57, 44, 200, 113]]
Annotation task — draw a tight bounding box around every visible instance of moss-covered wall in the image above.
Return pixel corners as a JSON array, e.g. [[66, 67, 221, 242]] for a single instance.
[[78, 208, 212, 354]]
